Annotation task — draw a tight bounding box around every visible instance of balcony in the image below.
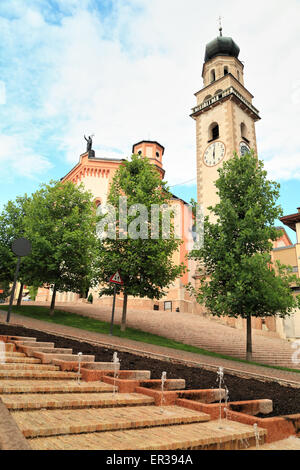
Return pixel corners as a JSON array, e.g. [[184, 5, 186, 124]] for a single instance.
[[190, 86, 260, 121]]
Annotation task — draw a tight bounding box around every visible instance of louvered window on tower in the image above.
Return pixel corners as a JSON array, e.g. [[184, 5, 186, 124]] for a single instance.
[[212, 124, 219, 140]]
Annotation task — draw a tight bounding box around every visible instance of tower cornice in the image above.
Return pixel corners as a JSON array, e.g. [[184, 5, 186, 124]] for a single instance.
[[190, 85, 260, 121], [194, 73, 253, 99]]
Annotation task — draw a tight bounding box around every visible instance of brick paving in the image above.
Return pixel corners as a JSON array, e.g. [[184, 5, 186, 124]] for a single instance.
[[2, 392, 155, 411], [0, 347, 265, 450], [1, 308, 300, 386], [0, 339, 298, 450], [28, 420, 264, 451], [0, 379, 115, 394], [13, 405, 210, 438]]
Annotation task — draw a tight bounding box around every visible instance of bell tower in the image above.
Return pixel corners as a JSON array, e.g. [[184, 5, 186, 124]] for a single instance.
[[191, 27, 261, 218]]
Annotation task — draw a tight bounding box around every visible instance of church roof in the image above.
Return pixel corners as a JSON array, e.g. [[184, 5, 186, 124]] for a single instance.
[[132, 140, 165, 155], [204, 35, 240, 63]]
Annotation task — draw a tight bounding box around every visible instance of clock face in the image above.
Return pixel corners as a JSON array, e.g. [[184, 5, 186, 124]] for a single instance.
[[203, 141, 225, 167], [240, 142, 250, 156]]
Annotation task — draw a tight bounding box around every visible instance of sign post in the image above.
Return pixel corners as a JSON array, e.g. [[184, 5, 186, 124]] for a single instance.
[[6, 238, 32, 323], [109, 271, 123, 336]]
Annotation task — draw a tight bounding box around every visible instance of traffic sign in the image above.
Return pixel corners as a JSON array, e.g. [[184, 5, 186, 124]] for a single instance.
[[109, 271, 123, 285], [12, 238, 32, 257]]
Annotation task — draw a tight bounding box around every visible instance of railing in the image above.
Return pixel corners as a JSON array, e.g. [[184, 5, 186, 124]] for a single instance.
[[191, 86, 260, 117]]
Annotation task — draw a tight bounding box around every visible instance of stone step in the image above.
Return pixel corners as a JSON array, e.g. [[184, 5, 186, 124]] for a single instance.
[[0, 363, 60, 371], [0, 370, 79, 380], [247, 437, 300, 450], [8, 336, 37, 342], [1, 357, 42, 364], [0, 379, 116, 394], [52, 359, 120, 371], [13, 405, 210, 438], [2, 343, 15, 352], [32, 352, 93, 364], [14, 339, 54, 348], [1, 352, 26, 358], [25, 348, 73, 357], [15, 341, 54, 348], [28, 419, 266, 450], [1, 392, 155, 411]]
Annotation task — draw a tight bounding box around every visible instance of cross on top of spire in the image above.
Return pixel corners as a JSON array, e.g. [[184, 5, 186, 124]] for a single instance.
[[218, 16, 223, 36]]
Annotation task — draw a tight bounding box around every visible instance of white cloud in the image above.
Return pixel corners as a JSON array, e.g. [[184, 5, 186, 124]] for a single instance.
[[0, 134, 52, 179], [0, 0, 299, 188]]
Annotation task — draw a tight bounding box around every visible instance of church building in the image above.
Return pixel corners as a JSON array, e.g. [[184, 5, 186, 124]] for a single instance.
[[190, 26, 260, 219], [35, 27, 299, 340], [36, 140, 199, 313]]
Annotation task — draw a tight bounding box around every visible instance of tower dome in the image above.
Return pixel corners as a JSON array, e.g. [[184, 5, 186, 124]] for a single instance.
[[204, 35, 240, 63]]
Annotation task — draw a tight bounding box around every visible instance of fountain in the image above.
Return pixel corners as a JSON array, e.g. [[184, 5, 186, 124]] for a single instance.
[[160, 371, 167, 413], [77, 352, 82, 385], [216, 366, 232, 428], [0, 341, 5, 364], [217, 366, 224, 426], [223, 385, 230, 421], [112, 352, 120, 397], [253, 423, 261, 448]]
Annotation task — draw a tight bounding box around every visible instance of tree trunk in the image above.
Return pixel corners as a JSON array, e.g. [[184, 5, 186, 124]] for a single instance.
[[17, 282, 24, 307], [49, 284, 57, 316], [121, 292, 128, 332], [246, 314, 252, 361]]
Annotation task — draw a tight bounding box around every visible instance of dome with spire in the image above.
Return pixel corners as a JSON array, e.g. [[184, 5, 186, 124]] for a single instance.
[[204, 32, 240, 63]]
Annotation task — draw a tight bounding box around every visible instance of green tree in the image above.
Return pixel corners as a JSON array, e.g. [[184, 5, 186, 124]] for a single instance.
[[24, 180, 99, 315], [188, 152, 300, 361], [0, 195, 32, 305], [97, 154, 186, 331]]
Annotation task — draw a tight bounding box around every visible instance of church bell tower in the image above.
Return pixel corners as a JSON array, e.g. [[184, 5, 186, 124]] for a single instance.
[[190, 26, 261, 218]]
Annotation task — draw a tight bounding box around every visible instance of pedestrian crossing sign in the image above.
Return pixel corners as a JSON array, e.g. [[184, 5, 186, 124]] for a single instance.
[[109, 271, 124, 285]]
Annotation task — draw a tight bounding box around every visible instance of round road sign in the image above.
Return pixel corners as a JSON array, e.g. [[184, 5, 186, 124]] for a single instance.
[[11, 238, 32, 257]]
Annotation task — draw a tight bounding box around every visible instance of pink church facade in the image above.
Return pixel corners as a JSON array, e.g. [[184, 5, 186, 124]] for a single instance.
[[36, 140, 200, 313]]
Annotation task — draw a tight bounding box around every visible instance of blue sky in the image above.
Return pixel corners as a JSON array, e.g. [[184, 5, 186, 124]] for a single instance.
[[0, 0, 299, 244]]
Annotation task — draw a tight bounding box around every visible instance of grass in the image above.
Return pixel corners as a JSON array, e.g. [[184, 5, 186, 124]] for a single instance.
[[0, 304, 299, 374]]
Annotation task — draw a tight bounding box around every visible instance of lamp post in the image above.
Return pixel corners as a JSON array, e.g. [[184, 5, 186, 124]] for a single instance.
[[6, 238, 32, 323]]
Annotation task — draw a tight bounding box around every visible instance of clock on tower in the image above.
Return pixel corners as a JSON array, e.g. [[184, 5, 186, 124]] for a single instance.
[[190, 28, 261, 220]]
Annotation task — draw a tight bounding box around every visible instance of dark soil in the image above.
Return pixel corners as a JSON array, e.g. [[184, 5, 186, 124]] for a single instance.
[[1, 323, 299, 418]]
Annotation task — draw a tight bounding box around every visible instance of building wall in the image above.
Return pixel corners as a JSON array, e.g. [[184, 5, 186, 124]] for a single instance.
[[36, 147, 197, 313]]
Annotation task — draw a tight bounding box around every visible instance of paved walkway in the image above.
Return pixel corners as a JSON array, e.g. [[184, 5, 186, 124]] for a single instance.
[[1, 305, 300, 387]]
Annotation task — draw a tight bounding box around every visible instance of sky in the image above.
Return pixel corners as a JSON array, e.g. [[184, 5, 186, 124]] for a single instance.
[[0, 0, 299, 243]]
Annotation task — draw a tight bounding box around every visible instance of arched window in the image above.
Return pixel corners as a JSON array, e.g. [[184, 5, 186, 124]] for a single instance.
[[241, 122, 247, 139], [94, 198, 102, 209], [208, 122, 219, 141], [203, 94, 212, 103], [241, 122, 250, 144], [210, 69, 216, 83], [214, 89, 223, 99], [224, 66, 229, 75]]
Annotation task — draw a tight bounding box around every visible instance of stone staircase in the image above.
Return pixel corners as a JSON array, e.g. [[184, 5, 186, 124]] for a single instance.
[[0, 335, 297, 451], [50, 302, 300, 369], [142, 317, 300, 369]]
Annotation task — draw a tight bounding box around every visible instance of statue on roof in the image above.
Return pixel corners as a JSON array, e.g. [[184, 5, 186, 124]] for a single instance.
[[84, 134, 94, 152]]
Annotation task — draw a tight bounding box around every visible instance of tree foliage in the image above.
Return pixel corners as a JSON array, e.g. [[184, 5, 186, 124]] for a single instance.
[[97, 154, 186, 330], [23, 180, 99, 314], [0, 195, 33, 290], [188, 152, 300, 360]]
